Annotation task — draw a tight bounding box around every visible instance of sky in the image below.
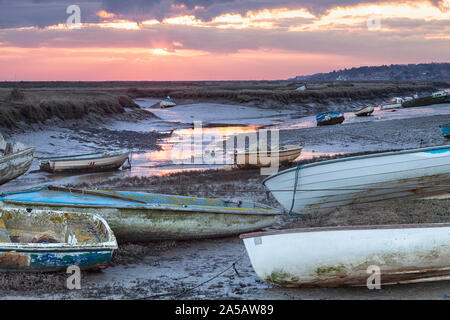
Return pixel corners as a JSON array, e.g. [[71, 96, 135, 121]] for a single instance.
[[0, 0, 449, 81]]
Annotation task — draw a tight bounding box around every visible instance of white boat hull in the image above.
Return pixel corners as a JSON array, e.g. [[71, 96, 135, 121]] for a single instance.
[[40, 151, 129, 173], [0, 147, 34, 185], [241, 224, 450, 287], [263, 145, 450, 213]]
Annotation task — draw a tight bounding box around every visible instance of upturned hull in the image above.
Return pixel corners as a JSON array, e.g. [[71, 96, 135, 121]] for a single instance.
[[0, 147, 34, 185], [241, 224, 450, 287], [263, 145, 450, 213], [355, 106, 374, 116]]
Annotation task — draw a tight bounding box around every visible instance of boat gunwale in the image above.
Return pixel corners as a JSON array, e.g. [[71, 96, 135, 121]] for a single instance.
[[262, 144, 450, 185], [0, 147, 35, 163], [235, 146, 303, 156], [239, 223, 450, 239], [0, 185, 281, 216], [38, 149, 129, 163]]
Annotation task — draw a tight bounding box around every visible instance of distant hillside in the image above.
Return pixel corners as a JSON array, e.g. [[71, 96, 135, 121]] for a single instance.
[[293, 63, 450, 81]]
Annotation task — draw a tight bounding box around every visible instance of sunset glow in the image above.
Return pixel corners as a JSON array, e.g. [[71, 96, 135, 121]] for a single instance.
[[0, 0, 449, 80]]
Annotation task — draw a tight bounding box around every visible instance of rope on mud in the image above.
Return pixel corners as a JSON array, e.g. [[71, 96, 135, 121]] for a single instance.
[[138, 251, 246, 300]]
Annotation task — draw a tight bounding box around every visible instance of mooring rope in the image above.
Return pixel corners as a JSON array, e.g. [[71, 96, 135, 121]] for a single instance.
[[138, 250, 246, 300]]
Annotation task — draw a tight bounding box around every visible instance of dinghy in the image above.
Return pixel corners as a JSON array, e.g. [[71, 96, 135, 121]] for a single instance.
[[354, 106, 374, 117], [440, 124, 450, 138], [0, 186, 280, 242], [0, 207, 117, 271], [241, 223, 450, 287], [159, 96, 177, 108], [379, 97, 403, 110], [263, 145, 450, 214], [234, 145, 302, 169], [38, 149, 130, 173], [316, 111, 344, 126], [0, 139, 34, 185]]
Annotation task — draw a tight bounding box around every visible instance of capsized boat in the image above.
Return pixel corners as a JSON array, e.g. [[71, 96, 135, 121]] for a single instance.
[[0, 186, 281, 242], [0, 138, 34, 185], [379, 97, 403, 110], [38, 149, 130, 173], [159, 96, 177, 108], [440, 124, 450, 138], [0, 207, 117, 271], [241, 223, 450, 287], [234, 145, 303, 169], [316, 111, 344, 126], [354, 106, 374, 117], [263, 145, 450, 214]]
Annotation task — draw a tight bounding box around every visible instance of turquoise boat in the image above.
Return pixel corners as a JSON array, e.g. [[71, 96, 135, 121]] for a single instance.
[[316, 111, 344, 126], [0, 186, 280, 242], [0, 207, 117, 271], [440, 124, 450, 138]]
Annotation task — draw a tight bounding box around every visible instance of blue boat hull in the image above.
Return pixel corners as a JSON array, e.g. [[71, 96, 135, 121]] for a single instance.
[[440, 125, 450, 138], [316, 112, 344, 126]]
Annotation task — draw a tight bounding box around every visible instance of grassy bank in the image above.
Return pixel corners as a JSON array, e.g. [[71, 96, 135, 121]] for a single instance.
[[0, 88, 156, 130]]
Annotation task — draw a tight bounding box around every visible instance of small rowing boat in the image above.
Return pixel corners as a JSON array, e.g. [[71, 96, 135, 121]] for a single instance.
[[440, 124, 450, 138], [0, 207, 117, 271], [38, 149, 130, 173], [0, 186, 280, 242], [0, 139, 34, 185], [316, 111, 344, 126], [263, 145, 450, 213], [354, 106, 374, 117], [234, 145, 303, 169], [241, 223, 450, 287], [159, 96, 177, 108]]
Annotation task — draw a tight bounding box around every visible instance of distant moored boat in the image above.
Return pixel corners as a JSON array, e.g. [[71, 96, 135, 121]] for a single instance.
[[234, 145, 303, 169], [315, 111, 344, 126], [439, 124, 450, 138], [159, 96, 177, 108], [354, 106, 374, 117]]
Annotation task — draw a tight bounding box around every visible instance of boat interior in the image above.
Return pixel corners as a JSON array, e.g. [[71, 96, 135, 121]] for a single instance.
[[0, 209, 109, 245]]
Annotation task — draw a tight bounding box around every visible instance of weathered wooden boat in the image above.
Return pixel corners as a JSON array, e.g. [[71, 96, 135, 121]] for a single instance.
[[234, 145, 303, 169], [38, 149, 130, 173], [0, 141, 34, 185], [316, 111, 344, 126], [241, 223, 450, 287], [0, 186, 280, 242], [354, 106, 374, 117], [379, 97, 403, 110], [159, 96, 177, 108], [440, 124, 450, 138], [263, 145, 450, 214], [403, 91, 449, 108], [0, 207, 117, 271]]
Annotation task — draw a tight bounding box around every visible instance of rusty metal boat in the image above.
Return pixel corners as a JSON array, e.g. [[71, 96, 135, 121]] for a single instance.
[[0, 140, 34, 185], [241, 223, 450, 287], [38, 149, 130, 173], [0, 185, 280, 242], [263, 145, 450, 214], [0, 207, 117, 271]]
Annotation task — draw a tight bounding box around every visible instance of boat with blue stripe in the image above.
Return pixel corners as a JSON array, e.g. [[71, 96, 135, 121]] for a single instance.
[[0, 186, 280, 242], [0, 207, 117, 271], [263, 145, 450, 214], [316, 111, 344, 126]]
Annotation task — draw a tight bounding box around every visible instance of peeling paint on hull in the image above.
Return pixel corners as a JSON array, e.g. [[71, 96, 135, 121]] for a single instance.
[[241, 223, 450, 287], [0, 147, 34, 185], [0, 186, 280, 242]]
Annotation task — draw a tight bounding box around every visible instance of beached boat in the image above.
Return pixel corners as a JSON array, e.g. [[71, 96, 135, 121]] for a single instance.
[[234, 145, 303, 169], [0, 207, 117, 271], [0, 186, 280, 242], [316, 111, 344, 126], [38, 149, 130, 173], [263, 145, 450, 214], [159, 96, 177, 108], [354, 106, 374, 117], [440, 124, 450, 138], [403, 91, 450, 108], [241, 223, 450, 287], [0, 140, 34, 185], [379, 97, 403, 110]]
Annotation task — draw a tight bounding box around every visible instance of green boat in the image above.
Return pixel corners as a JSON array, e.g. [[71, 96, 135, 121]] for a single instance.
[[0, 186, 281, 243], [402, 91, 449, 108]]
